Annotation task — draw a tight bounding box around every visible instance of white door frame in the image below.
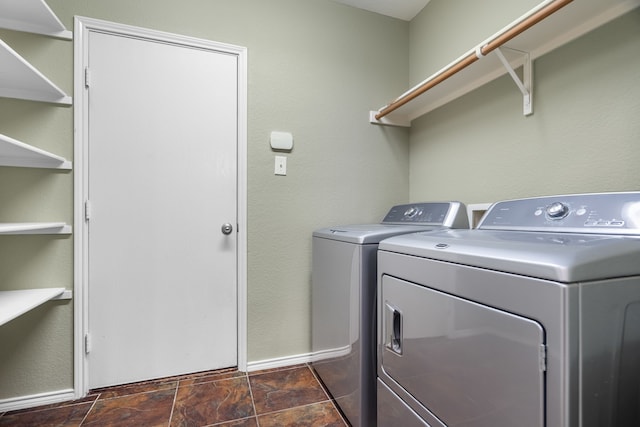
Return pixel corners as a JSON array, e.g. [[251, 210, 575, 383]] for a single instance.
[[72, 16, 247, 397]]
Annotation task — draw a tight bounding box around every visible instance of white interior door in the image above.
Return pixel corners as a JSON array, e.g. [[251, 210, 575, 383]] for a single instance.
[[84, 27, 238, 388]]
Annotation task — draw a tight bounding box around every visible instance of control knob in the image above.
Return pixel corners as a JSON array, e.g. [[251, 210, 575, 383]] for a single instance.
[[546, 202, 569, 219], [404, 207, 419, 219]]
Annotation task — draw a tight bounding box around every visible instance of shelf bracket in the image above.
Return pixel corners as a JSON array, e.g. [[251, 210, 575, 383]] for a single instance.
[[493, 47, 533, 116], [369, 110, 410, 127], [51, 290, 73, 300]]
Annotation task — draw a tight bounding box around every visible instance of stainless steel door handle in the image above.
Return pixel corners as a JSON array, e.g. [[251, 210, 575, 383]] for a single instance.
[[221, 223, 233, 235], [385, 303, 403, 355]]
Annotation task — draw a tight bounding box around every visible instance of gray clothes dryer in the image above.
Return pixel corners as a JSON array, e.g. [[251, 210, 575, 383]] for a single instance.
[[377, 192, 640, 427], [311, 202, 468, 427]]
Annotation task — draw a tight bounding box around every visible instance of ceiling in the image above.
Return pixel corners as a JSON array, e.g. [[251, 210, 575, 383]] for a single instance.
[[332, 0, 431, 21]]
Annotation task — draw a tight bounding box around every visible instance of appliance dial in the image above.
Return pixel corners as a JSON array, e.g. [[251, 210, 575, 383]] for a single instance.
[[404, 207, 419, 219], [546, 202, 570, 219]]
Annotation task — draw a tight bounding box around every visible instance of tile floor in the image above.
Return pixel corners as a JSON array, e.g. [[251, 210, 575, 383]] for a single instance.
[[0, 364, 349, 427]]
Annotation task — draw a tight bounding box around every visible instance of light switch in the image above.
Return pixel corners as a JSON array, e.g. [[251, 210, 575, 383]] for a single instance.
[[275, 156, 287, 176]]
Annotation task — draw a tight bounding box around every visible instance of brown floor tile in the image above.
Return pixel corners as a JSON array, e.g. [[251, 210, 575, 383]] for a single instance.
[[170, 367, 237, 380], [82, 388, 175, 427], [214, 417, 259, 426], [95, 379, 178, 400], [258, 401, 346, 427], [178, 369, 245, 387], [249, 366, 328, 415], [0, 365, 347, 427], [1, 394, 99, 416], [248, 363, 308, 376], [170, 376, 254, 427], [0, 402, 93, 427]]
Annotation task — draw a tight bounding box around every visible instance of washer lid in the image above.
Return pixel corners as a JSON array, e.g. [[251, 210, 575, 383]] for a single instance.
[[313, 224, 441, 244], [379, 229, 640, 282]]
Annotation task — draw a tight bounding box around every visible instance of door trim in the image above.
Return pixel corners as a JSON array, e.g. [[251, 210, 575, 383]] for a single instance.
[[72, 16, 248, 397]]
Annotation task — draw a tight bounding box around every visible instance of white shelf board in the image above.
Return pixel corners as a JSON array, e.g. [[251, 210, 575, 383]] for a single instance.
[[0, 222, 71, 234], [0, 0, 72, 39], [372, 0, 640, 126], [0, 38, 72, 105], [0, 132, 71, 169], [0, 287, 66, 326]]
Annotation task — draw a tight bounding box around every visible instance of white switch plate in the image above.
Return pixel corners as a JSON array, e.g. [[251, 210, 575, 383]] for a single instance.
[[275, 155, 287, 175]]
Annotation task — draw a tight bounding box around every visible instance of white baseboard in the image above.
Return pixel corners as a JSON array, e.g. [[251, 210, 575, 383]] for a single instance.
[[246, 352, 314, 372], [0, 388, 76, 412]]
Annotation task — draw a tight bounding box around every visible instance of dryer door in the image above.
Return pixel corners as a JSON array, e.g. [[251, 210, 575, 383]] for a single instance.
[[380, 275, 545, 427]]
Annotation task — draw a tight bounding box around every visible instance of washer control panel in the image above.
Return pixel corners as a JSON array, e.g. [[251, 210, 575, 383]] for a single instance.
[[479, 192, 640, 234], [382, 202, 462, 225]]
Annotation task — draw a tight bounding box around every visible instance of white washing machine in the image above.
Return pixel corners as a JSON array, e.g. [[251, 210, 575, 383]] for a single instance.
[[312, 202, 469, 427], [377, 192, 640, 427]]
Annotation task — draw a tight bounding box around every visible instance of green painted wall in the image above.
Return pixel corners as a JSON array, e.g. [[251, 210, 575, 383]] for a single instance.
[[409, 2, 640, 204], [409, 0, 540, 86], [0, 0, 409, 400]]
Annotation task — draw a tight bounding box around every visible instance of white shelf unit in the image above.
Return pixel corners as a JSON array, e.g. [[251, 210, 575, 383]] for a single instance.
[[0, 288, 72, 326], [0, 221, 73, 326], [370, 0, 640, 127], [0, 38, 72, 105], [0, 222, 71, 235], [0, 1, 73, 328], [0, 0, 72, 40], [0, 132, 71, 169]]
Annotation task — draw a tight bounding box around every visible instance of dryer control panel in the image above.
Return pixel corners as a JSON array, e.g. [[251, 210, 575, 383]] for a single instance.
[[382, 202, 467, 228], [479, 192, 640, 235]]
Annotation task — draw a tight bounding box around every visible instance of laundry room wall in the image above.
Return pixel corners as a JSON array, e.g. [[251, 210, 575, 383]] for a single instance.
[[408, 0, 640, 205], [409, 0, 541, 84], [0, 0, 409, 402]]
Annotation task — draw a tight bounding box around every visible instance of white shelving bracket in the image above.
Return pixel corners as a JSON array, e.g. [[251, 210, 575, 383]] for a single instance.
[[494, 47, 533, 116], [51, 290, 72, 300], [369, 110, 411, 127]]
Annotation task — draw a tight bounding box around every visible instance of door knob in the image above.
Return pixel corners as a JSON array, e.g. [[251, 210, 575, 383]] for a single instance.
[[221, 223, 233, 235]]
